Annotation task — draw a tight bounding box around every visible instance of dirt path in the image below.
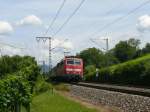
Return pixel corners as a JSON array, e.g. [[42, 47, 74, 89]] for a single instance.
[[57, 91, 121, 112]]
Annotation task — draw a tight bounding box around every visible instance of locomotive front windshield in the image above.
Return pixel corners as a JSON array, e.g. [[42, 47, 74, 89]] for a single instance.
[[67, 59, 81, 65], [67, 60, 74, 65]]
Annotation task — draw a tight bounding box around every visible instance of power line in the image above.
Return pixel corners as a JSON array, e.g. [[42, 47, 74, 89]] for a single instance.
[[52, 0, 86, 36], [90, 38, 106, 51], [88, 0, 150, 38], [51, 39, 68, 51], [44, 0, 67, 36], [0, 42, 25, 50]]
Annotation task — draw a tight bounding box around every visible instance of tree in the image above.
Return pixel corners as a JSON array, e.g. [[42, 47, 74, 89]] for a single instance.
[[142, 43, 150, 54], [105, 51, 119, 65], [77, 47, 105, 68], [113, 40, 137, 62], [128, 38, 141, 48], [0, 55, 38, 78]]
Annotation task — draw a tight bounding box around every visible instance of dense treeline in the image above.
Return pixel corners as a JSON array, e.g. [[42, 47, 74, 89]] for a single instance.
[[77, 38, 150, 86], [0, 55, 40, 112], [78, 38, 150, 69]]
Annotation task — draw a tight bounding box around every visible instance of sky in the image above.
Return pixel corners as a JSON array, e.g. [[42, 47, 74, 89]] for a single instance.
[[0, 0, 150, 66]]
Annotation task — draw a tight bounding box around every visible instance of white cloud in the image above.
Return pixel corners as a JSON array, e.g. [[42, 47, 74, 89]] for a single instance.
[[137, 15, 150, 32], [62, 41, 73, 50], [52, 39, 73, 50], [16, 15, 42, 26], [0, 21, 13, 35], [41, 39, 74, 50], [1, 46, 22, 56], [52, 39, 61, 48]]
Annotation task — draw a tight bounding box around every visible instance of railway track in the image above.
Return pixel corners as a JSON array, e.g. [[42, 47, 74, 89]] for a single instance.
[[72, 82, 150, 97]]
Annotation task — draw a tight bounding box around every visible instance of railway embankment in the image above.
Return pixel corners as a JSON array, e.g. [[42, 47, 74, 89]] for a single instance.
[[70, 84, 150, 112]]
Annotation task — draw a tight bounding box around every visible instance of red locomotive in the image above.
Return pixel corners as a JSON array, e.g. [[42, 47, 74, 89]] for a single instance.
[[53, 56, 83, 82]]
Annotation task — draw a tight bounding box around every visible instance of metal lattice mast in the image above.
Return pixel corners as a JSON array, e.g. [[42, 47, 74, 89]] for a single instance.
[[49, 37, 52, 71], [103, 38, 109, 52], [36, 37, 52, 74]]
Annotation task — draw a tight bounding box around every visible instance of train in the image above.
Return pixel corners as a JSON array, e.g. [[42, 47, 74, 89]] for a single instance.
[[52, 56, 83, 82]]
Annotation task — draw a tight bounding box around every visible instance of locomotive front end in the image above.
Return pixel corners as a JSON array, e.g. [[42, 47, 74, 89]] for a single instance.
[[64, 57, 83, 81]]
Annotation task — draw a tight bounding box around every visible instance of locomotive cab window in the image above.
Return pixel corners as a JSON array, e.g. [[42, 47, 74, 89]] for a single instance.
[[74, 60, 81, 65], [66, 59, 81, 65], [67, 59, 74, 65]]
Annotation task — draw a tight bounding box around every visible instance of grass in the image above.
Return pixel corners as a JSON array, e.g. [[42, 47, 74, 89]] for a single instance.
[[53, 83, 70, 91], [23, 91, 98, 112]]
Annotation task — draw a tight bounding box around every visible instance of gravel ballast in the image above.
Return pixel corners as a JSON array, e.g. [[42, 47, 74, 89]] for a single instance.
[[70, 85, 150, 112]]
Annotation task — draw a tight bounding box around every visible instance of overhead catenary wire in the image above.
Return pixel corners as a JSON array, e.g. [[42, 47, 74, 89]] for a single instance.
[[87, 0, 150, 38], [36, 0, 67, 68], [44, 0, 67, 36], [51, 39, 68, 51], [87, 1, 124, 28], [89, 38, 106, 51], [52, 0, 86, 36], [0, 42, 25, 50]]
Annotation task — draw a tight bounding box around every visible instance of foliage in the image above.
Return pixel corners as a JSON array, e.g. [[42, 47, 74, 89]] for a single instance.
[[0, 55, 40, 112], [34, 75, 52, 95], [140, 61, 150, 85], [84, 65, 96, 80], [85, 54, 150, 86], [78, 47, 105, 68], [104, 51, 120, 66], [0, 55, 37, 78], [142, 43, 150, 55], [76, 38, 150, 69], [0, 75, 31, 112], [113, 40, 137, 62], [128, 38, 141, 48], [35, 81, 52, 95], [77, 47, 119, 68]]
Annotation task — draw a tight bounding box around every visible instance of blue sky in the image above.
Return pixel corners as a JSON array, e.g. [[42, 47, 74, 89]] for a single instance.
[[0, 0, 150, 65]]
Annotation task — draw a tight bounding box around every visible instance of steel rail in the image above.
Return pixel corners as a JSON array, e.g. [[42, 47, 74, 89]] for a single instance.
[[72, 82, 150, 97]]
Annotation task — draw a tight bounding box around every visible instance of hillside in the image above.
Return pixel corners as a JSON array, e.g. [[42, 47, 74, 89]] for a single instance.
[[85, 54, 150, 86]]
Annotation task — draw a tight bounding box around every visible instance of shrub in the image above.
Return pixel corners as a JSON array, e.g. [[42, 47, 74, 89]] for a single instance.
[[34, 74, 53, 95], [0, 76, 31, 112], [35, 81, 52, 94], [85, 54, 150, 86], [84, 65, 96, 81], [0, 55, 40, 112], [141, 61, 150, 85]]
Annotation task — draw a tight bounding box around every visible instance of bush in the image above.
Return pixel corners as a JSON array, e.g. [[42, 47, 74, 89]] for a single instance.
[[0, 75, 31, 112], [34, 75, 53, 95], [84, 65, 96, 81], [0, 55, 40, 111], [85, 54, 150, 86], [141, 61, 150, 85], [35, 81, 52, 94]]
